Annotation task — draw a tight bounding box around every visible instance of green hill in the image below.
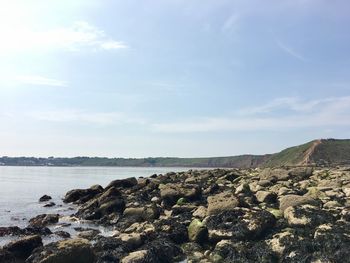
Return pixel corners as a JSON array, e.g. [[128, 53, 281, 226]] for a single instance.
[[263, 139, 350, 167], [1, 139, 349, 167]]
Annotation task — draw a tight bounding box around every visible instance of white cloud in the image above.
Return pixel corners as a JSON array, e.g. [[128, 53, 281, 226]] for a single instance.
[[27, 110, 146, 126], [276, 39, 306, 61], [238, 97, 339, 115], [152, 96, 350, 133], [221, 13, 240, 33], [15, 75, 68, 87], [0, 21, 128, 53]]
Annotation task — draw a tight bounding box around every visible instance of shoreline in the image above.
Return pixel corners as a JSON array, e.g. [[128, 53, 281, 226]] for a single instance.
[[1, 166, 350, 262]]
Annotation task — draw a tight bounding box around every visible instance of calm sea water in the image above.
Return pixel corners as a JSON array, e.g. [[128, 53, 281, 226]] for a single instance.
[[0, 166, 191, 245]]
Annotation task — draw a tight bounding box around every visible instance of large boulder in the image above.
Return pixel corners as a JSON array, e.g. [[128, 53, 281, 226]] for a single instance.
[[3, 235, 42, 261], [26, 238, 95, 263], [210, 239, 277, 262], [188, 219, 208, 244], [29, 214, 59, 227], [279, 194, 319, 212], [123, 206, 160, 222], [106, 177, 138, 189], [63, 185, 103, 203], [204, 208, 276, 242], [159, 183, 201, 206], [121, 238, 184, 263], [284, 204, 335, 227], [260, 168, 290, 181], [288, 167, 313, 180], [39, 195, 52, 202], [207, 191, 240, 215]]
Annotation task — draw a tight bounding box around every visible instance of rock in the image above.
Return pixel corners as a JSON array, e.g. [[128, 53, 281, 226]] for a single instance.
[[123, 206, 160, 222], [98, 198, 126, 216], [210, 239, 277, 263], [283, 204, 334, 227], [92, 236, 130, 262], [266, 231, 294, 255], [29, 214, 59, 227], [121, 250, 149, 263], [188, 219, 208, 243], [3, 235, 42, 260], [323, 200, 342, 209], [151, 196, 160, 203], [288, 167, 313, 179], [39, 195, 52, 202], [118, 233, 143, 249], [192, 206, 207, 219], [235, 183, 251, 195], [26, 238, 95, 263], [260, 168, 290, 181], [255, 191, 277, 203], [205, 208, 276, 242], [0, 226, 22, 237], [121, 238, 184, 263], [159, 183, 201, 206], [63, 185, 103, 203], [153, 218, 188, 244], [207, 191, 240, 215], [279, 194, 319, 212], [258, 179, 273, 187], [176, 197, 187, 206], [77, 229, 100, 240], [43, 202, 56, 207], [106, 177, 138, 189], [55, 231, 71, 238]]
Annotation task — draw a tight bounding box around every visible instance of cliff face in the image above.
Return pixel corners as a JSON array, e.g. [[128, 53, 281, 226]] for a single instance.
[[264, 139, 350, 167]]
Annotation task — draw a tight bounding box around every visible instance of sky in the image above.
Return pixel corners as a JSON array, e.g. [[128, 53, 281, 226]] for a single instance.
[[0, 0, 349, 157]]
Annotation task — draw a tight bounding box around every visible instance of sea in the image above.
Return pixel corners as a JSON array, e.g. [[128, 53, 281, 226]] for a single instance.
[[0, 166, 193, 246]]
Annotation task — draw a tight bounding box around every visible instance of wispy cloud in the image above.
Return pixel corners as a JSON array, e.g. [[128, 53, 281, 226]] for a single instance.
[[238, 97, 339, 115], [151, 96, 350, 133], [0, 21, 128, 53], [15, 75, 68, 87], [27, 110, 146, 126], [221, 13, 240, 33], [276, 39, 306, 61]]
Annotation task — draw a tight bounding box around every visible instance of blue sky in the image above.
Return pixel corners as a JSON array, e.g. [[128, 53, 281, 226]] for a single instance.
[[0, 0, 349, 157]]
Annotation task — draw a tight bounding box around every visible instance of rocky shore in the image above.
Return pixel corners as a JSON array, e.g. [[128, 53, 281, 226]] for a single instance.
[[1, 167, 350, 262]]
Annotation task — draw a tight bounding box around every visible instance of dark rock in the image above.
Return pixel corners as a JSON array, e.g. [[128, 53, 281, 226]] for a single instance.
[[55, 231, 71, 238], [77, 229, 100, 240], [0, 226, 22, 237], [106, 177, 138, 189], [153, 218, 188, 244], [284, 204, 335, 227], [256, 191, 277, 204], [211, 240, 278, 263], [188, 219, 208, 244], [26, 238, 95, 263], [121, 238, 184, 263], [205, 208, 276, 242], [39, 195, 52, 202], [29, 214, 59, 227], [3, 235, 42, 261], [93, 236, 131, 263], [63, 185, 103, 203], [43, 202, 56, 207]]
